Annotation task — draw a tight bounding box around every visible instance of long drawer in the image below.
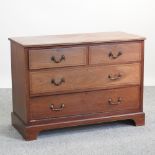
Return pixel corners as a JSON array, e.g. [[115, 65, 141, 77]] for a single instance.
[[30, 86, 140, 120], [29, 46, 87, 69], [29, 63, 141, 96], [89, 42, 141, 65]]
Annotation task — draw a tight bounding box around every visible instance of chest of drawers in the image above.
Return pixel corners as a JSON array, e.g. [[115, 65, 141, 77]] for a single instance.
[[9, 32, 145, 140]]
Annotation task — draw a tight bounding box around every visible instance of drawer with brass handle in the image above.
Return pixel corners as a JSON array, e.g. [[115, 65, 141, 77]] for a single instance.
[[51, 78, 65, 86], [89, 42, 141, 65], [108, 97, 122, 105], [108, 73, 122, 80], [50, 103, 65, 111], [29, 46, 87, 69], [30, 86, 140, 120], [51, 55, 65, 63], [29, 63, 140, 96], [109, 51, 122, 59]]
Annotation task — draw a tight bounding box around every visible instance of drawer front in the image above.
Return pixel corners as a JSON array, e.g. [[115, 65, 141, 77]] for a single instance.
[[30, 63, 140, 95], [30, 86, 140, 120], [89, 42, 141, 65], [29, 46, 87, 69]]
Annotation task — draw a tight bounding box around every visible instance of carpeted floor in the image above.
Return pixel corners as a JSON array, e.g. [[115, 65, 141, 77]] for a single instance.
[[0, 87, 155, 155]]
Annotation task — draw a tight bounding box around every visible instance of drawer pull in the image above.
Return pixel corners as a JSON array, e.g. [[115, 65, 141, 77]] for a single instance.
[[51, 78, 65, 86], [108, 73, 122, 80], [108, 97, 122, 105], [109, 51, 122, 59], [51, 55, 65, 63], [50, 104, 65, 111]]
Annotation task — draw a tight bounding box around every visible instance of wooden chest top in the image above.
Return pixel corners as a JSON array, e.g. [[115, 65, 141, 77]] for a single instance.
[[9, 32, 145, 47]]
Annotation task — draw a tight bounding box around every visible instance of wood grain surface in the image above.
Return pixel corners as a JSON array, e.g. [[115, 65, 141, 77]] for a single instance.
[[89, 42, 141, 65], [29, 46, 87, 69], [9, 32, 145, 47], [29, 63, 141, 95], [30, 86, 140, 120]]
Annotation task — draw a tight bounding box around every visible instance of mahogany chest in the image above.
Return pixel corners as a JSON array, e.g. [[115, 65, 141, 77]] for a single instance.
[[9, 32, 145, 140]]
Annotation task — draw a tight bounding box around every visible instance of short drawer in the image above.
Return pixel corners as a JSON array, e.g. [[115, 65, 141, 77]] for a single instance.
[[89, 42, 141, 65], [30, 86, 140, 120], [29, 63, 140, 96], [29, 46, 87, 69]]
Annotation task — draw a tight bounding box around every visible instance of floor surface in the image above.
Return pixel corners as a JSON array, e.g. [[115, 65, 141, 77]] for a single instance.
[[0, 87, 155, 155]]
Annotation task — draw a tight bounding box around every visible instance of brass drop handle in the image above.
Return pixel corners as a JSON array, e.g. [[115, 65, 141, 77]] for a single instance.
[[109, 51, 122, 59], [108, 97, 122, 105], [108, 73, 122, 80], [51, 55, 65, 63], [51, 78, 65, 86], [50, 104, 65, 111]]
